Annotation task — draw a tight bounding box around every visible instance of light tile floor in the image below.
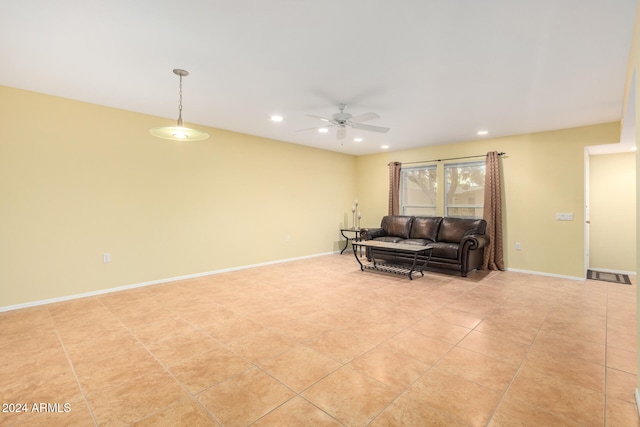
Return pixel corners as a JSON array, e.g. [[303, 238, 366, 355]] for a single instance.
[[0, 255, 638, 426]]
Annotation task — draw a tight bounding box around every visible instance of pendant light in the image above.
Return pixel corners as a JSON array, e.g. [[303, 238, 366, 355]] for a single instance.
[[150, 69, 209, 141]]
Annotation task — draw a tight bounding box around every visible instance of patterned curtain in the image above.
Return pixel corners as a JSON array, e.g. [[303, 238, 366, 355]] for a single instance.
[[482, 151, 505, 271], [388, 162, 402, 215]]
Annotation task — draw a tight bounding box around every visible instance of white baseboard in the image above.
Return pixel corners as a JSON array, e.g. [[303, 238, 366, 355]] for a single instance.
[[0, 251, 335, 313], [6, 254, 624, 313], [505, 268, 584, 281]]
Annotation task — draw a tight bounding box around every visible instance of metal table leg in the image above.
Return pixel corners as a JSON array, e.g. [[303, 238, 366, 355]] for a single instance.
[[340, 229, 360, 254], [352, 243, 365, 270]]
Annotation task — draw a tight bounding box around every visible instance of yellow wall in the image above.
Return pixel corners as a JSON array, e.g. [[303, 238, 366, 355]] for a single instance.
[[0, 86, 626, 308], [355, 122, 620, 278], [0, 85, 357, 308], [589, 152, 636, 272], [627, 0, 640, 392]]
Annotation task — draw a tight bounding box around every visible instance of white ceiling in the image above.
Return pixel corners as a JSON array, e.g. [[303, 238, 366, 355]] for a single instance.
[[0, 0, 636, 155]]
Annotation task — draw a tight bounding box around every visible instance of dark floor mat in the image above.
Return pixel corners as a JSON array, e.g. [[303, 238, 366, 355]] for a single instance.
[[587, 270, 631, 285]]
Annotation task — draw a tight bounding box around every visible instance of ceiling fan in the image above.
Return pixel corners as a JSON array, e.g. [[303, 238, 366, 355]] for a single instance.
[[298, 104, 390, 141]]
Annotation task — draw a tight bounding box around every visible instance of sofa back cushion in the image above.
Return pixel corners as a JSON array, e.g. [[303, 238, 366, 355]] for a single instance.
[[437, 217, 487, 243], [381, 216, 414, 239], [410, 216, 443, 241]]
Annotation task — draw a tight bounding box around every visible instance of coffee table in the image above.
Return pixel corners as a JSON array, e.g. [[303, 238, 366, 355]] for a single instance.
[[352, 241, 433, 280]]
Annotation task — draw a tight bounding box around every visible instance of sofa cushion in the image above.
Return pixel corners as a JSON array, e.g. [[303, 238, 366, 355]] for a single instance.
[[437, 217, 486, 243], [430, 242, 459, 259], [373, 236, 406, 244], [402, 238, 431, 246], [410, 216, 442, 241], [381, 215, 413, 239]]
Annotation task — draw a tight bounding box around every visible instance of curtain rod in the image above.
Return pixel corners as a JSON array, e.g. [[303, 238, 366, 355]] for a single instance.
[[391, 151, 505, 166]]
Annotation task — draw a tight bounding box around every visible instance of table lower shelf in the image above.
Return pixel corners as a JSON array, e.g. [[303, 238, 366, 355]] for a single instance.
[[352, 242, 433, 280], [361, 262, 426, 278]]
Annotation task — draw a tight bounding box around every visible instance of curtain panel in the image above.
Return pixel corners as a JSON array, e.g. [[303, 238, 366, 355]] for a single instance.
[[388, 162, 402, 215], [482, 151, 505, 271]]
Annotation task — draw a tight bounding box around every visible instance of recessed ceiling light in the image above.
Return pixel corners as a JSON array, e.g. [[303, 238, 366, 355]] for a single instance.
[[381, 145, 389, 150], [318, 128, 329, 133], [270, 115, 283, 122], [354, 137, 363, 142], [477, 130, 489, 136], [632, 146, 638, 151]]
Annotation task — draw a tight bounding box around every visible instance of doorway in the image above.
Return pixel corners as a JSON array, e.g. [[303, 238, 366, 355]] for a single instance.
[[585, 151, 636, 275], [584, 76, 637, 277]]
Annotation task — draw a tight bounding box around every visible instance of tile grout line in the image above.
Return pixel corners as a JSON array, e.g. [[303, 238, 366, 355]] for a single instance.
[[12, 259, 628, 426], [171, 292, 376, 425], [238, 269, 453, 425], [45, 307, 99, 427], [480, 303, 551, 426], [361, 278, 493, 425], [98, 298, 227, 426], [207, 286, 355, 425]]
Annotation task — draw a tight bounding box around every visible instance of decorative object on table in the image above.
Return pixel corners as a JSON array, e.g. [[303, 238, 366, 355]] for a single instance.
[[351, 203, 356, 229], [355, 199, 359, 228], [357, 211, 361, 229], [350, 198, 360, 229]]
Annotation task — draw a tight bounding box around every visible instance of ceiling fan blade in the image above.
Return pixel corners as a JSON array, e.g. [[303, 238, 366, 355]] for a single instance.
[[305, 114, 332, 123], [350, 112, 380, 123], [337, 126, 346, 140], [296, 125, 333, 132], [351, 122, 390, 133]]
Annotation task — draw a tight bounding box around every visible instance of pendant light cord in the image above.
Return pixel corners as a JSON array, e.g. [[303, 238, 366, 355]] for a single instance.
[[177, 73, 184, 127]]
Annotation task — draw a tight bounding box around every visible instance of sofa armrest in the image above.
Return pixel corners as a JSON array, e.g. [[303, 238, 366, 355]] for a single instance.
[[458, 234, 490, 276], [461, 234, 490, 250], [360, 227, 385, 241]]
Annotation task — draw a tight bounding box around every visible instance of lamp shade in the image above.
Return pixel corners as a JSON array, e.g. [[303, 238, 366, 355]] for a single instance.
[[149, 126, 209, 141]]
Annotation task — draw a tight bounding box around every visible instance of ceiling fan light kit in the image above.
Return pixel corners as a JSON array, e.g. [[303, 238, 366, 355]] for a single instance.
[[150, 69, 209, 141], [298, 104, 389, 142]]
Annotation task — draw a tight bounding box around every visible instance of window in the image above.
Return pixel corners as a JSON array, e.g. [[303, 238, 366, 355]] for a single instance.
[[444, 161, 485, 218], [399, 161, 486, 218], [400, 166, 437, 216]]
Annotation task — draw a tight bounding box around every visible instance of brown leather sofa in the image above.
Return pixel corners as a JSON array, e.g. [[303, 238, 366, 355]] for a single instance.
[[360, 215, 490, 277]]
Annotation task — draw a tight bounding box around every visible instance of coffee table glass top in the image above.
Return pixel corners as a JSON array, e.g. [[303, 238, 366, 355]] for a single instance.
[[352, 241, 433, 252]]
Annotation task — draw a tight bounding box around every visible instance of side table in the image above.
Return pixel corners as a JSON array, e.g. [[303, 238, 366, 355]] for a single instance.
[[340, 228, 361, 254]]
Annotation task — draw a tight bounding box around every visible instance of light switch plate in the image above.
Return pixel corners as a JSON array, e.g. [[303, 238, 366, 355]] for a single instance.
[[555, 212, 574, 221]]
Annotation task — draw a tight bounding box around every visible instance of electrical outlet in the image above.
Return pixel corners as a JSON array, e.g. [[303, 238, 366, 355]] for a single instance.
[[515, 242, 521, 250], [103, 253, 111, 263]]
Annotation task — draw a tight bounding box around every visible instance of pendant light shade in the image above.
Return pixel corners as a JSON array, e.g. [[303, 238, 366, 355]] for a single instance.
[[150, 69, 209, 141]]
